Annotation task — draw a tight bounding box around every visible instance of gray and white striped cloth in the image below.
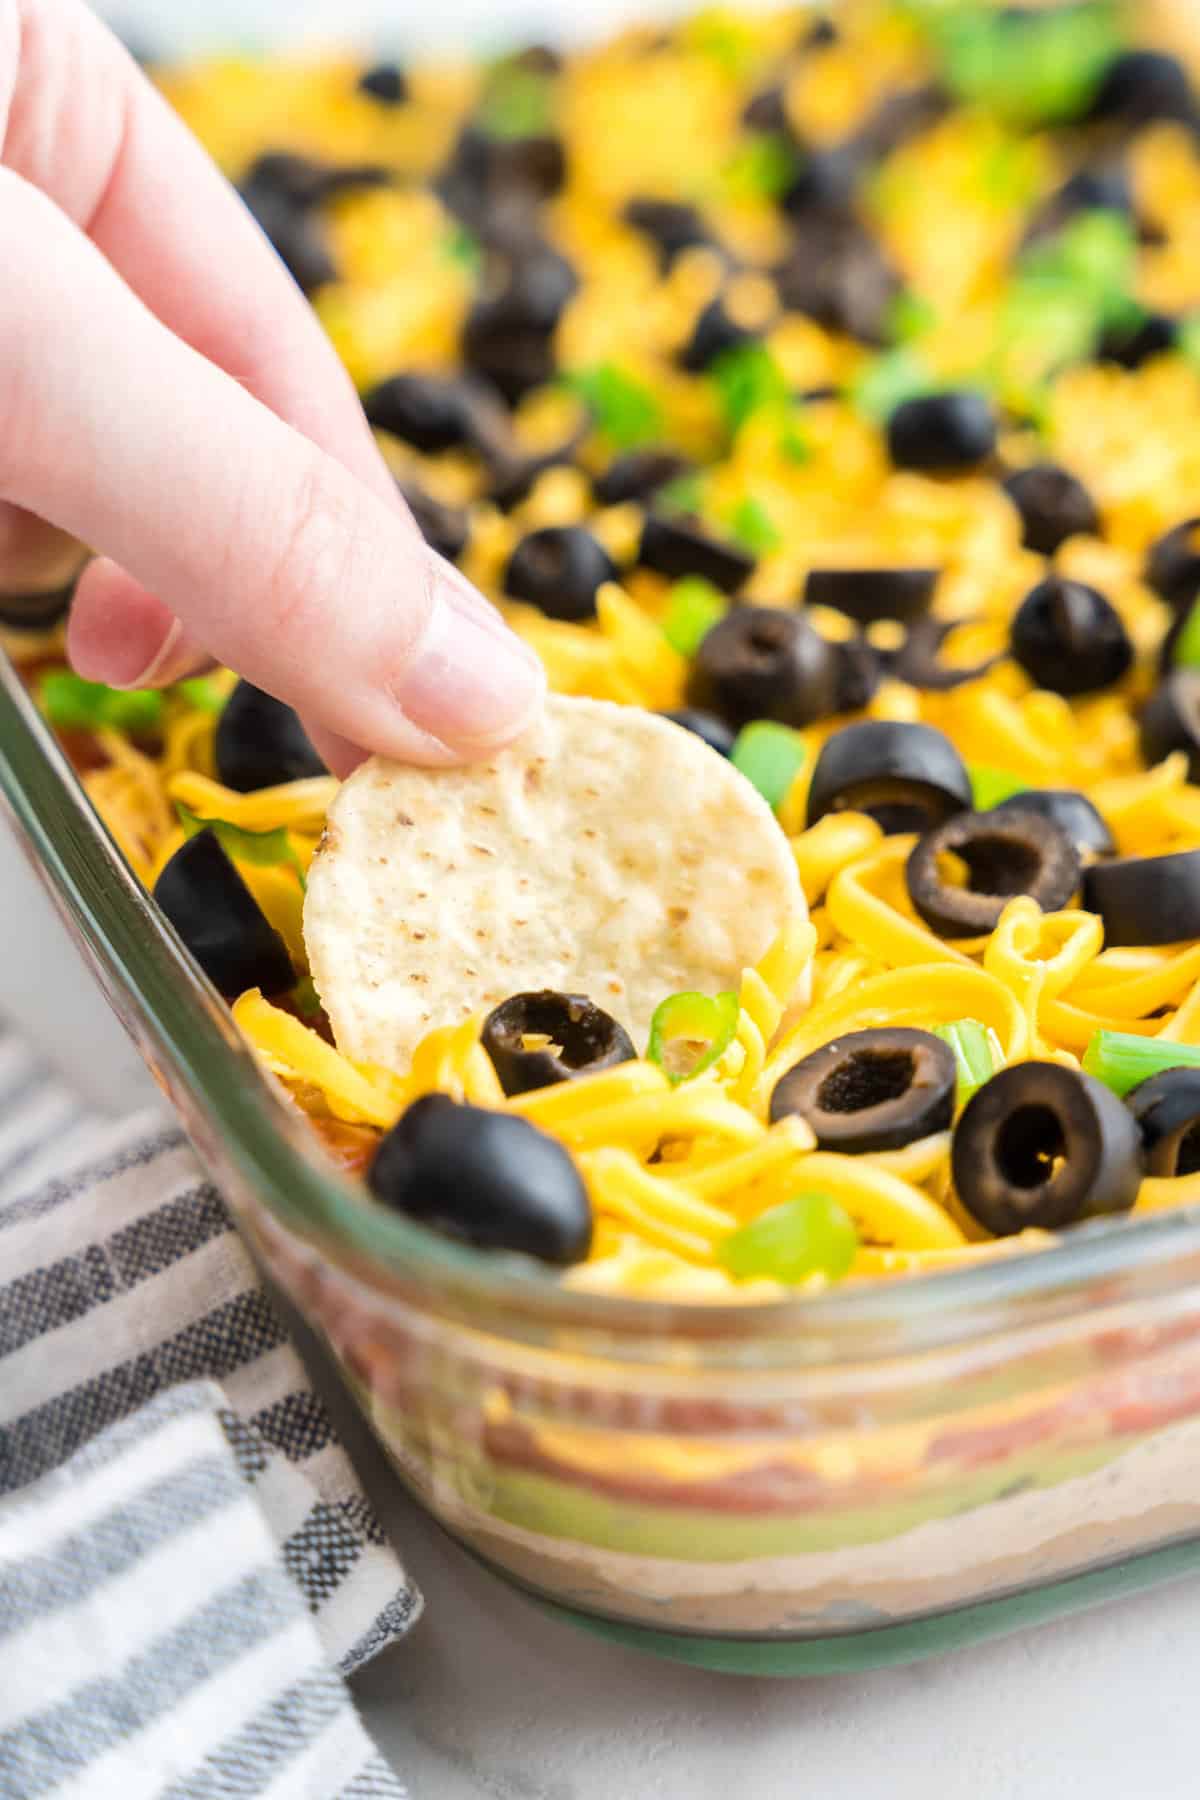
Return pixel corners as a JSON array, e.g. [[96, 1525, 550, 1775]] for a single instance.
[[0, 1023, 419, 1796]]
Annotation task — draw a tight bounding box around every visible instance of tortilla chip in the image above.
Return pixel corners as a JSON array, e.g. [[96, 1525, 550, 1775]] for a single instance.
[[304, 696, 806, 1072]]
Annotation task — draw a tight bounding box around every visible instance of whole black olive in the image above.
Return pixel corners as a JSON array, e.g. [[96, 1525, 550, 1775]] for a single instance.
[[1126, 1068, 1200, 1177], [1083, 846, 1200, 946], [482, 991, 636, 1097], [1147, 517, 1200, 611], [503, 526, 618, 622], [1009, 576, 1132, 695], [154, 831, 294, 1000], [362, 373, 481, 454], [886, 390, 997, 472], [358, 61, 408, 104], [638, 514, 755, 594], [659, 709, 736, 756], [593, 450, 693, 507], [906, 808, 1081, 937], [399, 481, 471, 565], [769, 1027, 956, 1153], [623, 197, 715, 268], [686, 606, 840, 731], [214, 682, 327, 793], [368, 1093, 592, 1265], [893, 618, 1004, 692], [1088, 50, 1197, 129], [992, 788, 1115, 860], [952, 1063, 1142, 1236], [1002, 463, 1100, 556], [803, 566, 938, 625], [1141, 671, 1200, 781], [805, 719, 972, 834], [679, 296, 759, 372], [1097, 310, 1178, 370]]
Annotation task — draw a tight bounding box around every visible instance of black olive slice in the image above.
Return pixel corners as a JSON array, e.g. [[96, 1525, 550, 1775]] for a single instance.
[[638, 514, 754, 594], [1088, 49, 1198, 130], [437, 123, 565, 228], [623, 197, 715, 268], [368, 1093, 592, 1264], [593, 449, 693, 507], [461, 246, 577, 402], [992, 788, 1115, 860], [833, 636, 882, 712], [686, 606, 840, 731], [892, 618, 1003, 692], [0, 581, 76, 631], [769, 1028, 956, 1153], [679, 296, 761, 372], [1097, 310, 1178, 370], [238, 154, 389, 295], [214, 681, 327, 794], [906, 808, 1081, 937], [1147, 517, 1200, 611], [482, 991, 636, 1097], [399, 481, 471, 564], [659, 709, 736, 756], [1020, 167, 1133, 251], [358, 61, 408, 104], [1140, 671, 1200, 781], [1126, 1068, 1200, 1177], [153, 830, 294, 1000], [848, 82, 949, 162], [952, 1064, 1142, 1236], [1083, 847, 1200, 946], [503, 526, 618, 622], [773, 214, 900, 345], [362, 372, 503, 455], [805, 720, 972, 833], [1010, 576, 1132, 695], [781, 146, 859, 218], [741, 84, 788, 132], [886, 390, 997, 473], [803, 566, 938, 625], [1002, 463, 1100, 556]]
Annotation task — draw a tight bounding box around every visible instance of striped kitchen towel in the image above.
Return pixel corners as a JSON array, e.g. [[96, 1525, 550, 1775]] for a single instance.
[[0, 1022, 419, 1795]]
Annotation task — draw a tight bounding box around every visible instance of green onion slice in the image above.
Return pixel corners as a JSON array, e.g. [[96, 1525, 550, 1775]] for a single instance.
[[727, 495, 781, 554], [175, 676, 230, 714], [1082, 1030, 1200, 1098], [39, 669, 164, 735], [1173, 600, 1200, 672], [969, 765, 1029, 810], [718, 1192, 859, 1285], [933, 1019, 1002, 1108], [646, 990, 740, 1084], [730, 721, 806, 812], [563, 363, 663, 451], [177, 804, 307, 890], [661, 578, 727, 657]]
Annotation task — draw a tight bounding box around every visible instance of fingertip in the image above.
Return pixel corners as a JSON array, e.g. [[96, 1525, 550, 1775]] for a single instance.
[[67, 559, 211, 687]]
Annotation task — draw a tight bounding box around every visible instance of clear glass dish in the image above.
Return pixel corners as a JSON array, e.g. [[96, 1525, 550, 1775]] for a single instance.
[[7, 647, 1200, 1674]]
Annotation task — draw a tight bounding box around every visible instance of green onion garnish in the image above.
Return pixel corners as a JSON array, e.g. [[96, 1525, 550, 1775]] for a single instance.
[[718, 1193, 859, 1285], [728, 495, 782, 555], [1082, 1030, 1200, 1098], [564, 363, 663, 451], [646, 990, 740, 1084], [175, 676, 229, 714], [177, 804, 307, 890], [476, 65, 554, 139], [731, 721, 806, 812], [720, 133, 797, 203], [661, 578, 727, 657], [887, 290, 939, 345], [441, 224, 482, 273], [930, 2, 1121, 128], [291, 975, 324, 1020], [850, 348, 934, 423], [778, 421, 812, 465], [969, 765, 1029, 810], [39, 670, 164, 735], [934, 1019, 1001, 1108], [1173, 600, 1200, 671], [711, 342, 788, 436], [656, 471, 705, 517]]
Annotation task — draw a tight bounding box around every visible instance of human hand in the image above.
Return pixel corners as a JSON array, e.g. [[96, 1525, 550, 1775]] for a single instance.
[[0, 0, 544, 771]]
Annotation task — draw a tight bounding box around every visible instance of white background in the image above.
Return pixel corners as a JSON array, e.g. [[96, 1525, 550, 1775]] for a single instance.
[[5, 0, 1200, 1792]]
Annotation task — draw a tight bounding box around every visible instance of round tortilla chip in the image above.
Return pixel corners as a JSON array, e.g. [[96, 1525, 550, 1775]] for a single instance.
[[304, 695, 806, 1072]]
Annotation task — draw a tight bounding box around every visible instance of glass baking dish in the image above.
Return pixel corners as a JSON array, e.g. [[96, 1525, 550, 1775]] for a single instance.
[[7, 646, 1200, 1675]]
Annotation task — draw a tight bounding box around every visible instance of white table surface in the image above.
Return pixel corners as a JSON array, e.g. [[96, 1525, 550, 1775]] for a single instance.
[[4, 822, 1200, 1798]]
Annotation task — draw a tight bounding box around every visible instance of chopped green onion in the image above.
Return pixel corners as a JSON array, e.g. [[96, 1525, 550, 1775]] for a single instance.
[[656, 471, 705, 517], [177, 804, 307, 890], [850, 348, 934, 423], [291, 975, 324, 1020], [778, 421, 812, 465], [931, 3, 1121, 128], [646, 990, 740, 1084], [39, 669, 164, 735], [441, 224, 482, 272], [477, 65, 553, 139], [718, 1192, 858, 1285], [175, 676, 229, 714], [661, 578, 727, 657], [887, 290, 938, 345], [720, 133, 797, 203], [731, 721, 806, 812], [969, 765, 1029, 810], [1082, 1030, 1200, 1099], [1173, 600, 1200, 671], [564, 363, 663, 451], [934, 1019, 1001, 1108], [711, 342, 789, 436], [727, 495, 781, 555], [682, 7, 757, 76]]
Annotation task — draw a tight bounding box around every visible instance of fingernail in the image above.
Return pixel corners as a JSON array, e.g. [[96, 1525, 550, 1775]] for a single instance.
[[105, 618, 202, 690], [391, 577, 545, 749]]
